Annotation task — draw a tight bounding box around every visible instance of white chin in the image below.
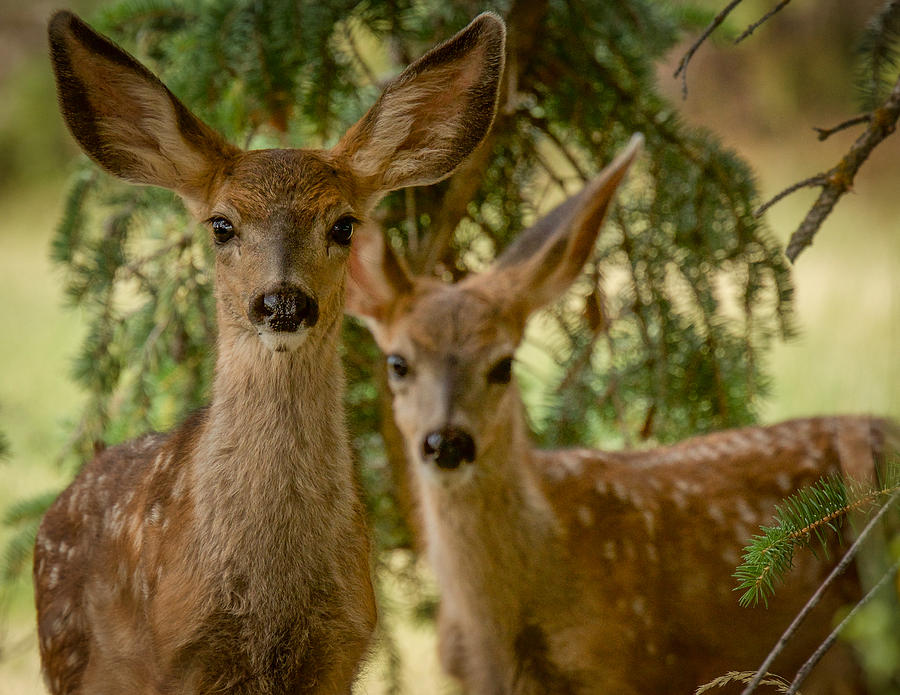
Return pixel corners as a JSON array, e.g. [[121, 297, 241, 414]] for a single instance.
[[258, 330, 308, 353], [419, 460, 477, 488]]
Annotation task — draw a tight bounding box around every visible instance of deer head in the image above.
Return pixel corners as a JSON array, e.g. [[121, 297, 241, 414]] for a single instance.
[[347, 135, 642, 480], [49, 10, 505, 353]]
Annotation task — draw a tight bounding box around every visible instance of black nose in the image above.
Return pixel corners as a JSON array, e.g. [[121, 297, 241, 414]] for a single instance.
[[422, 428, 476, 470], [249, 285, 319, 332]]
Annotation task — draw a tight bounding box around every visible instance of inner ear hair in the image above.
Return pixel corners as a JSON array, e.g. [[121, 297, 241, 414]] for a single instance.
[[347, 225, 414, 321], [48, 11, 236, 200], [333, 12, 506, 193]]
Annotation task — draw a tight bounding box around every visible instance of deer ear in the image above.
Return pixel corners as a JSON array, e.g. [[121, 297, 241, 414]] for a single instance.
[[334, 12, 505, 194], [475, 134, 643, 321], [48, 11, 237, 206], [346, 223, 414, 331]]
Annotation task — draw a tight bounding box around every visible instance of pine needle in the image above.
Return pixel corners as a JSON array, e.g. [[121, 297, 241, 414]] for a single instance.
[[734, 459, 900, 607], [695, 670, 796, 694]]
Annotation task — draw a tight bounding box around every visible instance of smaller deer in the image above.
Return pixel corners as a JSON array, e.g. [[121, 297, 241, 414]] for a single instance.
[[347, 135, 892, 694], [35, 10, 504, 694]]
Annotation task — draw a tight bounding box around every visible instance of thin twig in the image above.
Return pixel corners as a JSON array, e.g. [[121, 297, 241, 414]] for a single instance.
[[404, 188, 418, 258], [344, 23, 384, 89], [785, 559, 900, 694], [813, 114, 871, 141], [673, 0, 746, 99], [740, 488, 900, 695], [786, 73, 900, 261], [524, 112, 590, 181], [118, 232, 194, 280], [735, 0, 795, 43], [754, 175, 827, 218]]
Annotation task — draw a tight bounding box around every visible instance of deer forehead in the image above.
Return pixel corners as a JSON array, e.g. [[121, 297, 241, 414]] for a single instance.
[[389, 285, 516, 358], [213, 149, 360, 225]]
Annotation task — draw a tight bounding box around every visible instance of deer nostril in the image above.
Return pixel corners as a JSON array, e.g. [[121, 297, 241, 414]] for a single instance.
[[422, 428, 476, 470], [249, 287, 319, 332]]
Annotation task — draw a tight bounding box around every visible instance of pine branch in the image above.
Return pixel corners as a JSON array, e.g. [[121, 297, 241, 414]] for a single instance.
[[2, 490, 61, 581], [856, 0, 900, 111], [812, 114, 871, 141], [784, 73, 900, 262], [735, 465, 900, 607], [738, 486, 900, 695]]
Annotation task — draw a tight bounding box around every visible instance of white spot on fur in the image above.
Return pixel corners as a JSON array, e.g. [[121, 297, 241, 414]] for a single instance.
[[674, 478, 700, 495], [562, 455, 583, 475], [734, 523, 752, 543], [595, 480, 608, 495], [148, 503, 163, 526], [722, 547, 740, 565], [642, 510, 656, 535], [632, 596, 646, 616], [577, 506, 594, 526], [775, 472, 792, 493], [48, 567, 59, 589], [736, 499, 757, 525], [707, 504, 725, 524], [172, 473, 187, 501], [670, 490, 688, 511], [602, 541, 617, 561]]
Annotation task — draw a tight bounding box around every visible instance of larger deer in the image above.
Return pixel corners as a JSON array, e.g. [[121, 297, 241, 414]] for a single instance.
[[34, 10, 504, 694], [347, 135, 893, 694]]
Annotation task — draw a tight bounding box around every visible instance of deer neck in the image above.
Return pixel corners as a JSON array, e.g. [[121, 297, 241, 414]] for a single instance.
[[192, 306, 355, 557], [418, 393, 559, 634]]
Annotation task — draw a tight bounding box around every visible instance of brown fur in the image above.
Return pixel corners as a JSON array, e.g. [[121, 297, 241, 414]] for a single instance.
[[347, 138, 893, 694], [36, 10, 505, 694]]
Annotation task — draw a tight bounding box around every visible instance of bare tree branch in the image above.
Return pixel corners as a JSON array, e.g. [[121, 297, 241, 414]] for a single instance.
[[785, 559, 900, 695], [673, 0, 745, 99], [343, 23, 385, 89], [813, 114, 871, 141], [525, 113, 590, 181], [740, 488, 900, 695], [735, 0, 795, 43], [785, 73, 900, 262], [755, 175, 827, 218]]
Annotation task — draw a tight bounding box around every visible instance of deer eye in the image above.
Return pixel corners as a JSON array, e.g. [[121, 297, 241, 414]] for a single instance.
[[487, 356, 513, 385], [330, 216, 356, 246], [387, 354, 409, 379], [209, 217, 235, 244]]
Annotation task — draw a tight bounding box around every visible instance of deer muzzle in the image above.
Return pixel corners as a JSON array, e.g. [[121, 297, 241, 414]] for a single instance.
[[249, 284, 319, 334], [422, 427, 476, 470]]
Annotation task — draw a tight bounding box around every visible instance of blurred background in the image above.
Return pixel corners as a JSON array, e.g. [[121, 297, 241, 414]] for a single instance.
[[0, 0, 897, 692]]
